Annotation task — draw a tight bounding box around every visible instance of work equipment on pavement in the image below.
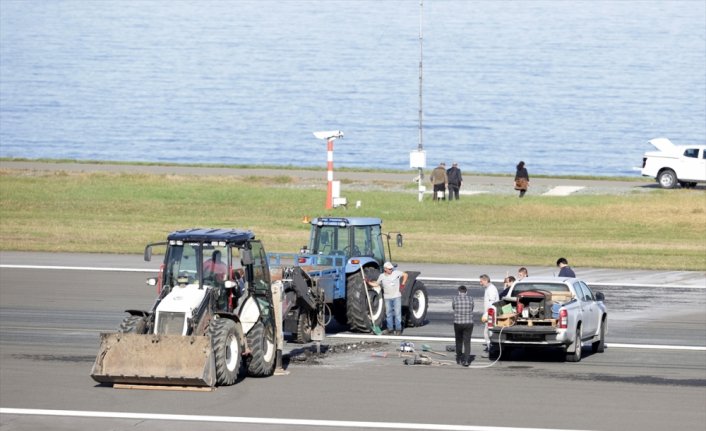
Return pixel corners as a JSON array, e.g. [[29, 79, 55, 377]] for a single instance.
[[421, 344, 448, 357]]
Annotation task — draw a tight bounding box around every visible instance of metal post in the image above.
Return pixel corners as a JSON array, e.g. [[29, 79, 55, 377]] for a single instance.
[[417, 0, 425, 202], [313, 130, 344, 210], [326, 138, 334, 209]]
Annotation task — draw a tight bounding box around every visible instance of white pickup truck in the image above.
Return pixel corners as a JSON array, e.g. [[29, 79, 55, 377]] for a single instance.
[[641, 137, 706, 189], [488, 277, 607, 362]]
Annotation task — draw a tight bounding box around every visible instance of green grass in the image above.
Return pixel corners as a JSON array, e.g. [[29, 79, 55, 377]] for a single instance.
[[1, 167, 704, 270]]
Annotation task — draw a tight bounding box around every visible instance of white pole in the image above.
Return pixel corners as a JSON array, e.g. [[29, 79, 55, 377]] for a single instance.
[[326, 138, 334, 209], [417, 0, 425, 202], [313, 131, 344, 210]]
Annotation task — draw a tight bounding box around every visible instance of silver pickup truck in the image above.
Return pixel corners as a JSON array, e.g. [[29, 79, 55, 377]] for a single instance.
[[488, 277, 607, 362]]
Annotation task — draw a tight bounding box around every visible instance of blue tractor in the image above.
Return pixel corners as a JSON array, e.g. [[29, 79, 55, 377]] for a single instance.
[[270, 217, 428, 334]]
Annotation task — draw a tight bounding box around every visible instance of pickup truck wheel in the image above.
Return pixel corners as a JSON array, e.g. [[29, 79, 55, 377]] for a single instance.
[[566, 325, 582, 362], [246, 320, 276, 377], [405, 281, 428, 327], [209, 318, 241, 386], [658, 169, 677, 189], [592, 319, 606, 353]]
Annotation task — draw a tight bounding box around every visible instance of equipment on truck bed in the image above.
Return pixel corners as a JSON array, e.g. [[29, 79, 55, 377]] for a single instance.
[[90, 228, 324, 388]]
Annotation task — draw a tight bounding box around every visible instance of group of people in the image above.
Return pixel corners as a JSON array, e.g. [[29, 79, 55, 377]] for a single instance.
[[430, 160, 531, 200], [451, 258, 576, 366], [430, 162, 463, 201], [366, 256, 577, 358]]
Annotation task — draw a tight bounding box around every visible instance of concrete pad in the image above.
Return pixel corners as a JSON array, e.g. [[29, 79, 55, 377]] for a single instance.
[[543, 186, 585, 196]]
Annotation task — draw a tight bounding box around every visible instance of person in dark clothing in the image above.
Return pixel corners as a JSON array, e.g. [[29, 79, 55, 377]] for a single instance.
[[446, 162, 463, 200], [514, 161, 530, 198], [556, 257, 576, 277], [500, 275, 516, 299], [452, 285, 474, 366]]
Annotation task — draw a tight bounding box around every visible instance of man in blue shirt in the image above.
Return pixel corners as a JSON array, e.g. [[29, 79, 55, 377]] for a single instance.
[[452, 285, 474, 366], [556, 257, 576, 277]]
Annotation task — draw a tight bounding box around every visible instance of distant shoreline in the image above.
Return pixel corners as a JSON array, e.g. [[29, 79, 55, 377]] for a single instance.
[[0, 158, 646, 184]]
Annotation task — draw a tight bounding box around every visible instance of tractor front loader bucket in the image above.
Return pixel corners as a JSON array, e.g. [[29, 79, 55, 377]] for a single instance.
[[90, 333, 217, 387]]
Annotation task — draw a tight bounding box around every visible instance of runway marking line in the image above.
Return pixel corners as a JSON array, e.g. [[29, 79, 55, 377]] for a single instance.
[[328, 333, 706, 351], [2, 264, 703, 289], [0, 408, 592, 431], [0, 264, 155, 273]]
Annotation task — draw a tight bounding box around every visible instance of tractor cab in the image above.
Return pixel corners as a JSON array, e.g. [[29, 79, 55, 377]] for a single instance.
[[306, 217, 387, 264], [144, 228, 272, 316]]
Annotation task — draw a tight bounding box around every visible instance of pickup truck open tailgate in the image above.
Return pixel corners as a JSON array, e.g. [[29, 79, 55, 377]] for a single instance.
[[490, 325, 568, 345]]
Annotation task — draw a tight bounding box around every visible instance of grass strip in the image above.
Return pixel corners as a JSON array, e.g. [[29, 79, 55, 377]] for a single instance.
[[1, 168, 704, 270]]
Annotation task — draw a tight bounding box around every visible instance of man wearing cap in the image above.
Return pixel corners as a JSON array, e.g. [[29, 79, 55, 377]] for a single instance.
[[368, 262, 408, 335], [430, 162, 448, 201], [446, 162, 463, 200]]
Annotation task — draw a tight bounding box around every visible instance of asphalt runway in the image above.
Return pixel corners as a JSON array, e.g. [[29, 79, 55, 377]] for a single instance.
[[1, 255, 705, 431]]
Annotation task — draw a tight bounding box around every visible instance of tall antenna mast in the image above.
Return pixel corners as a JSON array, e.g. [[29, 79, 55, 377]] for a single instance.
[[418, 0, 423, 153], [415, 0, 425, 202]]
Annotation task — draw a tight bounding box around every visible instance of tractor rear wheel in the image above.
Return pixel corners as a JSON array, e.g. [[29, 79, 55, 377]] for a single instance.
[[118, 315, 146, 334], [346, 272, 384, 332], [209, 318, 241, 386], [405, 281, 428, 327], [246, 320, 276, 377]]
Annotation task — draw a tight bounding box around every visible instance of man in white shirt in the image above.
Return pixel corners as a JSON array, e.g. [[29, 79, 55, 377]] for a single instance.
[[368, 261, 408, 335], [479, 274, 499, 357]]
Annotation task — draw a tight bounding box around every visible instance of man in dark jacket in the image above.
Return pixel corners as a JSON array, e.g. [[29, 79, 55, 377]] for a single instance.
[[557, 257, 576, 277], [446, 162, 463, 200]]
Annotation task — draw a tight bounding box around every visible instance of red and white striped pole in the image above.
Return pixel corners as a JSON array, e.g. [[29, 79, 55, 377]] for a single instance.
[[313, 130, 343, 210], [326, 138, 334, 209]]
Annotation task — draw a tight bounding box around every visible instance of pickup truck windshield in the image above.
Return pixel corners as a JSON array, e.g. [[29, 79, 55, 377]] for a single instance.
[[513, 283, 570, 294]]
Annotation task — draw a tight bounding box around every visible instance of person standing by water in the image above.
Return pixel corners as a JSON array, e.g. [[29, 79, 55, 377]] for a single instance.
[[514, 161, 530, 198], [430, 162, 448, 201], [452, 285, 474, 366], [446, 162, 463, 200]]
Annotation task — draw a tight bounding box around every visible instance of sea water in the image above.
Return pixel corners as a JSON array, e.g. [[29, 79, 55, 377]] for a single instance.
[[1, 0, 704, 176]]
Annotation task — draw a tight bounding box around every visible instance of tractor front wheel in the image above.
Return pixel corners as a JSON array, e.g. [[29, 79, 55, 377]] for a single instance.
[[246, 320, 276, 377], [405, 281, 428, 327], [209, 318, 241, 386]]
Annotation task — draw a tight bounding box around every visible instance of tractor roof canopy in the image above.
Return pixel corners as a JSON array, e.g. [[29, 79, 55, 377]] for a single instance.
[[311, 217, 382, 227], [167, 228, 255, 245]]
